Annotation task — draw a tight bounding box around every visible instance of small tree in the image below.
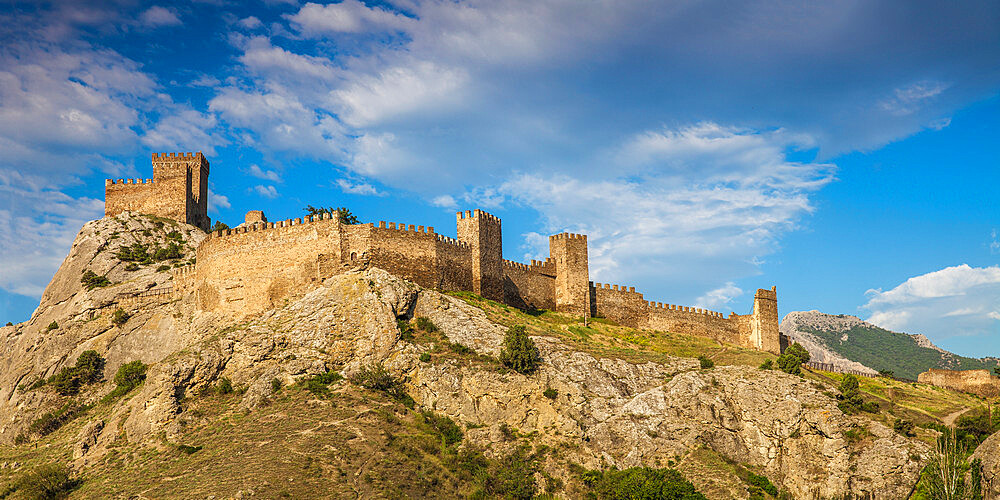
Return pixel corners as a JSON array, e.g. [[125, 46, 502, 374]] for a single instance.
[[111, 309, 130, 326], [210, 221, 229, 232], [113, 360, 148, 395], [304, 205, 360, 224], [698, 355, 714, 369], [777, 342, 810, 375], [499, 325, 541, 375]]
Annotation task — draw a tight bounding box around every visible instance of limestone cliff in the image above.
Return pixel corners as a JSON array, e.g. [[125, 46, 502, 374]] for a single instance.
[[0, 216, 930, 498]]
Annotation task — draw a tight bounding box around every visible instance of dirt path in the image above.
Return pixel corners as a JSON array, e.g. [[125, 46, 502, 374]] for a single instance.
[[942, 407, 971, 426]]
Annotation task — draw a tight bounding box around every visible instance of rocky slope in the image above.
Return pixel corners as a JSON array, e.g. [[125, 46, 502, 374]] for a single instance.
[[780, 310, 999, 380], [0, 215, 933, 498]]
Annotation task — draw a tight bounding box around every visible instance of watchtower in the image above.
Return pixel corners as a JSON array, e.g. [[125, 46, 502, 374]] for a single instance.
[[456, 210, 503, 301], [104, 152, 211, 231], [549, 233, 590, 317], [749, 287, 780, 353]]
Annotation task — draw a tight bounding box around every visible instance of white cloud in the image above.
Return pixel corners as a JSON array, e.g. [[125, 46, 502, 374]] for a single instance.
[[695, 282, 744, 310], [879, 80, 950, 116], [253, 185, 279, 198], [141, 109, 226, 156], [333, 61, 469, 127], [237, 16, 263, 30], [248, 164, 282, 182], [336, 179, 382, 196], [208, 188, 231, 213], [991, 229, 1000, 254], [139, 6, 182, 28], [431, 195, 457, 208], [287, 1, 413, 35], [863, 264, 1000, 348]]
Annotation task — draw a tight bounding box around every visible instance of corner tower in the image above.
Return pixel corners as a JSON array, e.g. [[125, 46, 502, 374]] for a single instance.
[[456, 210, 503, 301], [750, 286, 780, 354], [151, 152, 210, 231], [549, 233, 590, 317]]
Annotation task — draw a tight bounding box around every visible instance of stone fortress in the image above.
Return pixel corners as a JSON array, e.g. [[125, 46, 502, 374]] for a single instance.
[[106, 152, 781, 354]]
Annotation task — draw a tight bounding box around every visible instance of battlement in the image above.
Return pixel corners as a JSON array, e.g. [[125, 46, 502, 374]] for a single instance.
[[152, 152, 204, 160], [212, 212, 337, 238], [376, 221, 436, 235], [106, 178, 154, 186], [456, 209, 501, 223], [550, 232, 587, 241]]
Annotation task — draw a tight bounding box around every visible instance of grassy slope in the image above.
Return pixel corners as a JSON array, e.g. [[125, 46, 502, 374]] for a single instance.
[[798, 324, 998, 380]]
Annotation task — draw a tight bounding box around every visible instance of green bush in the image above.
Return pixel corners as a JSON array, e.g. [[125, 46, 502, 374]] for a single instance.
[[165, 230, 183, 241], [836, 374, 878, 414], [301, 370, 342, 397], [28, 402, 87, 438], [448, 342, 475, 355], [45, 321, 59, 332], [111, 308, 130, 326], [747, 472, 778, 496], [11, 463, 80, 499], [499, 325, 542, 375], [210, 221, 229, 232], [352, 364, 413, 408], [543, 388, 558, 400], [124, 263, 140, 272], [415, 316, 439, 333], [47, 350, 104, 395], [419, 352, 432, 363], [582, 466, 707, 500], [156, 264, 171, 272], [116, 243, 150, 263], [270, 377, 282, 393], [216, 377, 234, 395], [153, 242, 184, 261], [785, 343, 811, 364], [109, 360, 148, 399], [698, 355, 714, 369], [177, 444, 202, 454], [894, 419, 915, 437], [776, 354, 802, 375], [81, 269, 111, 290], [758, 359, 774, 370], [397, 319, 414, 341], [420, 411, 463, 447], [474, 445, 538, 500]]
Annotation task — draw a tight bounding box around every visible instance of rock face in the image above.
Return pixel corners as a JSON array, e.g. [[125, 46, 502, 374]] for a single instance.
[[779, 311, 879, 375], [972, 431, 1000, 498], [0, 217, 930, 499]]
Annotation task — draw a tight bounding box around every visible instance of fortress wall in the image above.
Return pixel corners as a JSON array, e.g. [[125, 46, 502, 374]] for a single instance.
[[502, 260, 556, 310], [105, 178, 185, 220], [435, 237, 473, 291], [194, 214, 342, 312], [364, 222, 440, 289], [917, 369, 1000, 397], [591, 282, 648, 325]]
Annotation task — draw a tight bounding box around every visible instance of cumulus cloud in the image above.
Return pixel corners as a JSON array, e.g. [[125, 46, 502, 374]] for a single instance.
[[336, 179, 382, 196], [253, 185, 279, 198], [863, 264, 1000, 354], [141, 109, 226, 156], [287, 1, 414, 35], [696, 282, 744, 310], [208, 188, 231, 213], [237, 16, 263, 30], [247, 164, 282, 182], [431, 195, 457, 208], [139, 6, 182, 28]]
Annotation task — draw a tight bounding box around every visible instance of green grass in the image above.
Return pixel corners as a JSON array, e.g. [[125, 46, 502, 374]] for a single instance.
[[444, 291, 773, 368]]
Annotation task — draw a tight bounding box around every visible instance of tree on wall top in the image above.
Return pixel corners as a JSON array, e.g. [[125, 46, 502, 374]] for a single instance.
[[304, 205, 360, 225]]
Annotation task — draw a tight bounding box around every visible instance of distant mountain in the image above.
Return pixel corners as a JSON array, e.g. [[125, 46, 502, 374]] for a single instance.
[[780, 311, 1000, 381]]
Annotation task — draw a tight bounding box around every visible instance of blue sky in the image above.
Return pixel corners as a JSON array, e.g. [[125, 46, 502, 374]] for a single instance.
[[1, 0, 998, 357]]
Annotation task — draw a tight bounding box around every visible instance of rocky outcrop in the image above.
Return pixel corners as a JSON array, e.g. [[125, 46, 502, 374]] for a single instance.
[[972, 431, 1000, 497], [0, 217, 931, 499], [779, 311, 878, 375]]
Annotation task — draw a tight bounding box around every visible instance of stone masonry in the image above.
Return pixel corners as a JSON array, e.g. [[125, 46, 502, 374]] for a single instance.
[[108, 152, 779, 354], [105, 152, 211, 231], [917, 369, 1000, 398]]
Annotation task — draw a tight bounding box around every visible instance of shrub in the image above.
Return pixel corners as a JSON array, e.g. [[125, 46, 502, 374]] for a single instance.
[[836, 374, 878, 414], [153, 242, 183, 261], [352, 364, 413, 408], [124, 263, 140, 272], [5, 321, 12, 327], [116, 243, 150, 263], [210, 221, 229, 232], [415, 316, 439, 333], [419, 352, 432, 363], [543, 388, 558, 400], [747, 472, 778, 496], [46, 350, 104, 395], [110, 360, 147, 398], [583, 466, 707, 500], [420, 411, 463, 447], [698, 355, 714, 369], [12, 463, 80, 499], [46, 321, 58, 332], [784, 343, 811, 364], [216, 377, 234, 395], [81, 270, 112, 290], [448, 342, 475, 355], [111, 308, 130, 326], [878, 369, 895, 378], [397, 319, 414, 341], [475, 445, 538, 500], [28, 402, 86, 437], [270, 377, 282, 393], [156, 264, 171, 272], [165, 230, 183, 241], [302, 370, 343, 397], [499, 325, 542, 375], [894, 419, 916, 437], [177, 444, 202, 454], [776, 354, 802, 375], [758, 359, 774, 370]]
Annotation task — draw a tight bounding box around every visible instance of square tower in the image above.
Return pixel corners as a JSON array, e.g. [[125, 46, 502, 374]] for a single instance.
[[750, 286, 780, 354], [456, 210, 504, 301], [549, 233, 590, 317], [151, 152, 210, 231]]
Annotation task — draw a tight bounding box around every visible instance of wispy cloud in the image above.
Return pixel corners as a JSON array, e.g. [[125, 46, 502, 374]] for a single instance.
[[248, 164, 282, 182], [253, 185, 279, 198], [336, 179, 382, 196], [695, 282, 744, 310], [139, 6, 181, 28]]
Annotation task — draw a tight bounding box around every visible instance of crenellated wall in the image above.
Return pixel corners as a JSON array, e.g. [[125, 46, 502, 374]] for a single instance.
[[917, 369, 1000, 397], [107, 152, 779, 353]]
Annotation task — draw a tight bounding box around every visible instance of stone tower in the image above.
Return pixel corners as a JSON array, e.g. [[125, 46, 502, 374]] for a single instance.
[[750, 287, 780, 354], [104, 152, 211, 231], [456, 210, 504, 301], [549, 233, 590, 317]]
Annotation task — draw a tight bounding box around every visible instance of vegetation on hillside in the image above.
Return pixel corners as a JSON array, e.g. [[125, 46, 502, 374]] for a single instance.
[[799, 324, 998, 380], [304, 205, 360, 224]]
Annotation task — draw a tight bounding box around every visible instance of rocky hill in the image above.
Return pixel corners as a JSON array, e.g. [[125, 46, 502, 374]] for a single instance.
[[0, 214, 944, 498], [780, 310, 1000, 380]]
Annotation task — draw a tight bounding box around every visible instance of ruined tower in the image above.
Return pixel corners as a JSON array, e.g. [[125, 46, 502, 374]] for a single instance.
[[749, 286, 780, 354], [104, 152, 211, 231], [549, 233, 590, 317], [456, 210, 504, 301]]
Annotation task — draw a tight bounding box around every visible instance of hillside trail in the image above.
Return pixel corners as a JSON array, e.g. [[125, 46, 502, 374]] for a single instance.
[[942, 407, 971, 426]]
